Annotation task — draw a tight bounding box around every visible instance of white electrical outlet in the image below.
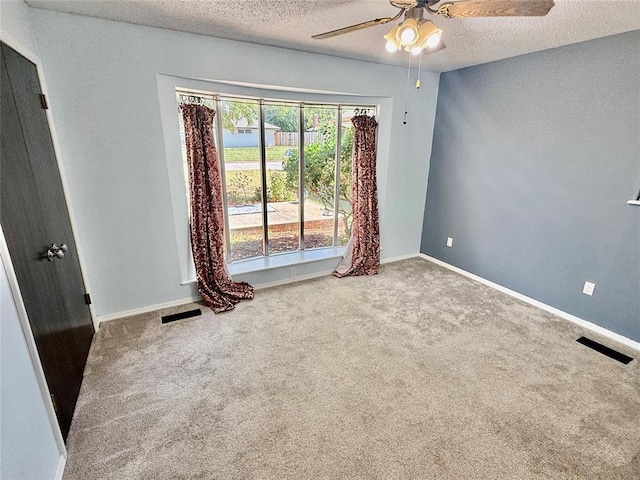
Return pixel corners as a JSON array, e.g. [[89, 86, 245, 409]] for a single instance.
[[290, 267, 296, 278], [446, 237, 453, 247], [582, 281, 596, 296]]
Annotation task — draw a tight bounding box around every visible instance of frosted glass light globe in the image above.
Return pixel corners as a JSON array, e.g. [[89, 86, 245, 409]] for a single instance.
[[396, 18, 419, 47], [386, 41, 399, 53], [425, 32, 441, 48], [398, 27, 418, 46]]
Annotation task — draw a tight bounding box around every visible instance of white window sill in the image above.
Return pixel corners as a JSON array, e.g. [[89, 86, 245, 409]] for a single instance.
[[181, 247, 345, 284], [627, 200, 640, 206]]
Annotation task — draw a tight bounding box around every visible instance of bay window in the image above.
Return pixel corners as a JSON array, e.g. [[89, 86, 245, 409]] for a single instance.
[[177, 89, 376, 264]]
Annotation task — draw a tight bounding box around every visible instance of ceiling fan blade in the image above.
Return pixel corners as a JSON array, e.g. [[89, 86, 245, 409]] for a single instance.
[[312, 9, 404, 40], [439, 0, 555, 18]]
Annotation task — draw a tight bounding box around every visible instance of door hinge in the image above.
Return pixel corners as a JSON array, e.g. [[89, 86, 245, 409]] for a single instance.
[[39, 94, 49, 109], [84, 293, 92, 305], [50, 394, 58, 413]]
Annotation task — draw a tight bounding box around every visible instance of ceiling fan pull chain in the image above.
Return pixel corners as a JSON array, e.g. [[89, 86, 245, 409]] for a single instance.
[[403, 53, 413, 124]]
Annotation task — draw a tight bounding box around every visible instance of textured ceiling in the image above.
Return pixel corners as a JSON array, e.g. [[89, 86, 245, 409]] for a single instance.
[[25, 0, 640, 72]]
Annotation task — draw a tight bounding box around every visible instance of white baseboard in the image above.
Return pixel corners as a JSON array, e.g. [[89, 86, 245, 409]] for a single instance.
[[98, 253, 638, 354], [96, 296, 202, 326], [380, 253, 420, 264], [95, 271, 338, 325], [55, 454, 66, 480], [419, 254, 640, 353], [96, 254, 423, 325]]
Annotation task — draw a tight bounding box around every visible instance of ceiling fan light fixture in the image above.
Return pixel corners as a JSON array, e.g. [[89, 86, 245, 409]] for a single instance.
[[383, 26, 402, 52], [386, 40, 400, 53], [425, 31, 442, 48], [410, 45, 423, 56], [396, 18, 419, 46], [416, 20, 442, 49]]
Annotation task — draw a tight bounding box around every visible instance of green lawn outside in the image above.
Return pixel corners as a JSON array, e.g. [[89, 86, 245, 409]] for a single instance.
[[223, 146, 292, 163]]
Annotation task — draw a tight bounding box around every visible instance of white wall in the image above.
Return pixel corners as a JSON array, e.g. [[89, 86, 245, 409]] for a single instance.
[[30, 9, 440, 318], [0, 0, 37, 55], [1, 250, 64, 480]]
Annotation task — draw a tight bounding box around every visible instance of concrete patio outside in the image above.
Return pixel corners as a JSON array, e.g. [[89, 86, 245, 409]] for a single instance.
[[228, 200, 338, 231]]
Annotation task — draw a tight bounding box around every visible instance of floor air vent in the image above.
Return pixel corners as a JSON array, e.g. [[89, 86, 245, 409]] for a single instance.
[[162, 309, 202, 324], [576, 336, 633, 364]]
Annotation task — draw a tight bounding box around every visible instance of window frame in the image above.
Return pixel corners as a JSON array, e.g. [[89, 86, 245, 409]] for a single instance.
[[157, 74, 387, 284], [178, 89, 377, 265]]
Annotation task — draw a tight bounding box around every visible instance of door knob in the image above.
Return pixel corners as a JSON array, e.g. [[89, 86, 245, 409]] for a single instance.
[[46, 243, 68, 261]]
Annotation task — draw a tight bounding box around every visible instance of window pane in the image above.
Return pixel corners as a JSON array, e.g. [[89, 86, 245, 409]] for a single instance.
[[337, 109, 359, 247], [264, 103, 300, 254], [303, 106, 337, 249], [221, 99, 264, 262]]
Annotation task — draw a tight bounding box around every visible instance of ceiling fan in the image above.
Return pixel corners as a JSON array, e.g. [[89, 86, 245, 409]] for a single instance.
[[313, 0, 555, 56]]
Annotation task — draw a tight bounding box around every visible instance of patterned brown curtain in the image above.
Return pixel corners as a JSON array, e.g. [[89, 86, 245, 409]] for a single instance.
[[334, 115, 380, 277], [180, 104, 253, 312]]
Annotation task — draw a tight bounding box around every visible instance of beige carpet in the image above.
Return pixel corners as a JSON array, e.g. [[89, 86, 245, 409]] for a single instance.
[[63, 258, 640, 479]]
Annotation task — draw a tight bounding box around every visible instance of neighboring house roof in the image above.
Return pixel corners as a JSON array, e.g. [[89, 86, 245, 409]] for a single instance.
[[231, 119, 281, 130]]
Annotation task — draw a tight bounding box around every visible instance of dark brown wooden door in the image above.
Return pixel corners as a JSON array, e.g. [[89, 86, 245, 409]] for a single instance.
[[1, 42, 94, 440]]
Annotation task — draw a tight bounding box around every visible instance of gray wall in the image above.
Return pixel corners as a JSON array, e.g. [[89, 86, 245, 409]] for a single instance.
[[421, 31, 640, 342]]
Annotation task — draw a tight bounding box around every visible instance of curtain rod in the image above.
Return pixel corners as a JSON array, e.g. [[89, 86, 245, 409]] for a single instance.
[[176, 89, 377, 113]]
